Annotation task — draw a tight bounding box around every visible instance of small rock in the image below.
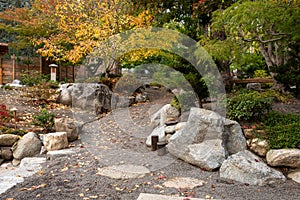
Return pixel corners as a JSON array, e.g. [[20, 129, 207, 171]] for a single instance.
[[43, 132, 68, 151], [243, 129, 255, 139], [135, 93, 148, 103], [146, 126, 166, 147], [163, 177, 205, 189], [54, 118, 79, 142], [0, 147, 13, 161], [266, 149, 300, 168], [249, 138, 269, 157], [288, 169, 300, 184], [150, 104, 180, 128], [12, 158, 21, 166], [0, 134, 19, 146], [246, 83, 261, 91], [12, 132, 42, 160], [164, 125, 176, 134]]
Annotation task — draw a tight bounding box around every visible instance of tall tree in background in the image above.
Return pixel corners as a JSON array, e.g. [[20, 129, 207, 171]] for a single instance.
[[211, 0, 300, 90], [0, 0, 153, 63]]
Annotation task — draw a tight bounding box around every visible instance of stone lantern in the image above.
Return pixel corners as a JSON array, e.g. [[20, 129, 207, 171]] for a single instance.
[[49, 64, 58, 82]]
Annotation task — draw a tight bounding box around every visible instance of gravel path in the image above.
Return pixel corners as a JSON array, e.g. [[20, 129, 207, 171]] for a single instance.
[[1, 87, 300, 200]]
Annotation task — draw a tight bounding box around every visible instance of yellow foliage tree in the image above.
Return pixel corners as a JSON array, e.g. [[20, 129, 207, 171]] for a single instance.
[[0, 0, 153, 64]]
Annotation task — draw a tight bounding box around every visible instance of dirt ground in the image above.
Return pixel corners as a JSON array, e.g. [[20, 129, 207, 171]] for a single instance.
[[0, 87, 300, 200]]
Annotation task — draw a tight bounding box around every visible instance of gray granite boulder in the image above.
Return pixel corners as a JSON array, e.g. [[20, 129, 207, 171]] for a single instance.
[[220, 150, 286, 185]]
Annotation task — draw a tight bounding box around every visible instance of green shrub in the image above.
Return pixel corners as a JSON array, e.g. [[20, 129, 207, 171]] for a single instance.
[[20, 70, 50, 86], [261, 90, 290, 103], [262, 112, 300, 149], [33, 109, 55, 132], [227, 90, 273, 121], [253, 70, 270, 78]]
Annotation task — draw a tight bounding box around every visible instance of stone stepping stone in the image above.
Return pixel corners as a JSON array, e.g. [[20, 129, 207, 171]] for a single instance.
[[96, 164, 150, 179], [46, 149, 76, 160], [137, 193, 207, 200], [0, 157, 46, 195], [163, 177, 206, 189]]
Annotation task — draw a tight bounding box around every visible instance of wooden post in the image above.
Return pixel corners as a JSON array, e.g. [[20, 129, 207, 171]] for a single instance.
[[39, 56, 43, 74], [11, 54, 16, 81], [151, 135, 159, 151]]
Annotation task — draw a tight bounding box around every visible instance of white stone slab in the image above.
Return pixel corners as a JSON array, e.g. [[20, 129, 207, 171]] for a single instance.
[[97, 164, 150, 179], [163, 177, 206, 189], [137, 193, 208, 200]]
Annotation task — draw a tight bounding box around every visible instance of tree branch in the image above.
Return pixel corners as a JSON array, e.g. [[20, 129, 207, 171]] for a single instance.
[[242, 36, 282, 43]]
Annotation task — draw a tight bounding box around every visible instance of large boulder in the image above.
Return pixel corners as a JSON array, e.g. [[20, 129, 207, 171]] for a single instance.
[[266, 149, 300, 168], [0, 134, 19, 146], [12, 132, 42, 160], [150, 104, 180, 128], [43, 132, 68, 151], [57, 83, 112, 115], [224, 119, 247, 155], [186, 139, 227, 170], [54, 118, 78, 142], [167, 108, 226, 170], [220, 150, 286, 185], [167, 108, 247, 170]]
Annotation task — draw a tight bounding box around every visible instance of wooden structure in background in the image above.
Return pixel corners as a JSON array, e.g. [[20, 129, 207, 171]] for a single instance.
[[0, 44, 76, 84], [0, 43, 9, 85]]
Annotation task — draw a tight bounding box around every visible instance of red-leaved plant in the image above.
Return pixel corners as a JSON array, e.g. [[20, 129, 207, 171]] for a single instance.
[[0, 104, 11, 125]]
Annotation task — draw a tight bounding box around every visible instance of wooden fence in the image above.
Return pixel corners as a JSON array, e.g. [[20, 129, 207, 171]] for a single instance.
[[0, 55, 76, 85]]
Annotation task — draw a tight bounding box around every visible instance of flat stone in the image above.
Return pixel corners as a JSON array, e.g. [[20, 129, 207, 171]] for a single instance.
[[137, 193, 207, 200], [0, 134, 19, 146], [266, 149, 300, 168], [288, 169, 300, 184], [46, 149, 76, 160], [164, 125, 176, 134], [163, 177, 206, 189], [0, 157, 46, 195], [20, 157, 46, 172], [97, 164, 150, 179]]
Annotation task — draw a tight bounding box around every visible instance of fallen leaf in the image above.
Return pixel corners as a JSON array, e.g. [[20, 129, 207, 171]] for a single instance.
[[60, 166, 69, 172]]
